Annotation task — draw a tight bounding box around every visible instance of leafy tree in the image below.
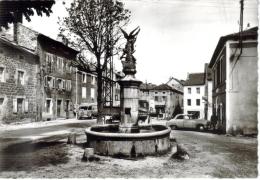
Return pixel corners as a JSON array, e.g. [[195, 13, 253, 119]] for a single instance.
[[59, 0, 130, 123], [172, 104, 183, 118]]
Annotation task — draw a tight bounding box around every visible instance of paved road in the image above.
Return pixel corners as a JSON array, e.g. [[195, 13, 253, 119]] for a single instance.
[[0, 126, 257, 178], [171, 130, 258, 178], [0, 119, 96, 149]]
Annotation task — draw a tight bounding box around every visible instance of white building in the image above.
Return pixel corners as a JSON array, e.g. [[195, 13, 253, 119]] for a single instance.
[[183, 73, 205, 119]]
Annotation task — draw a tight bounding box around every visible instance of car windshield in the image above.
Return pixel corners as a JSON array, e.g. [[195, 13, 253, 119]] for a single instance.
[[79, 106, 88, 110]]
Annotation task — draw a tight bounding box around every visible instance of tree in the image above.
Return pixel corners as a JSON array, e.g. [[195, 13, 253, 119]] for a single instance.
[[0, 0, 55, 30], [59, 0, 130, 124]]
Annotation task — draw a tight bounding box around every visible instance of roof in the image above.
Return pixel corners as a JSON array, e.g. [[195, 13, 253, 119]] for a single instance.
[[152, 84, 183, 94], [0, 36, 37, 56], [209, 27, 258, 68], [140, 83, 157, 90], [38, 34, 79, 57], [184, 73, 205, 86]]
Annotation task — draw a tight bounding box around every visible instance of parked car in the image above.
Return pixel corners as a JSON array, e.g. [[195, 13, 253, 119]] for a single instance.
[[77, 103, 98, 119], [166, 114, 209, 131]]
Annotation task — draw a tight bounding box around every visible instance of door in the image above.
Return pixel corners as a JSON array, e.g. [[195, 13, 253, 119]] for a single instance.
[[66, 100, 70, 119], [57, 100, 62, 117]]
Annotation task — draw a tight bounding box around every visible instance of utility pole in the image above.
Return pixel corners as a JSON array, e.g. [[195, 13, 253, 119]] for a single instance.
[[239, 0, 244, 47]]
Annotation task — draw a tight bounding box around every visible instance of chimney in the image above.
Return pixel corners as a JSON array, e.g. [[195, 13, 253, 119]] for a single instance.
[[13, 12, 23, 43]]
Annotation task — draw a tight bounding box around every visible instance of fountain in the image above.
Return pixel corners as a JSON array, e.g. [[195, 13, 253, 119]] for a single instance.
[[85, 27, 171, 157]]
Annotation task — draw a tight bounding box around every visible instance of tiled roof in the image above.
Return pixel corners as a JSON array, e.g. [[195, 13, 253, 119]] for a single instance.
[[209, 27, 258, 68], [184, 73, 205, 86], [0, 36, 37, 56], [153, 84, 173, 91], [140, 83, 156, 90], [152, 84, 183, 94]]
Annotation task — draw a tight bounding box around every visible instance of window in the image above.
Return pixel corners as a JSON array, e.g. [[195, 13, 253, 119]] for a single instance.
[[188, 88, 191, 94], [91, 88, 95, 99], [125, 108, 131, 115], [0, 67, 5, 82], [187, 99, 191, 106], [44, 76, 55, 88], [91, 75, 95, 84], [196, 87, 200, 94], [17, 70, 25, 85], [163, 92, 165, 94], [162, 96, 166, 101], [17, 98, 23, 113], [13, 98, 28, 113], [82, 73, 86, 83], [155, 92, 158, 94], [155, 96, 159, 101], [57, 57, 63, 71], [66, 80, 71, 91], [115, 95, 119, 101], [46, 53, 53, 73], [82, 87, 86, 98], [196, 99, 200, 106], [57, 79, 63, 89]]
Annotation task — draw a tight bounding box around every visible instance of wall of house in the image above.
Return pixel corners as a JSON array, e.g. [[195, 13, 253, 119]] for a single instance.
[[226, 41, 258, 135], [38, 45, 77, 120], [184, 85, 205, 119], [139, 90, 155, 112], [80, 72, 97, 104], [0, 42, 40, 124], [207, 81, 213, 120]]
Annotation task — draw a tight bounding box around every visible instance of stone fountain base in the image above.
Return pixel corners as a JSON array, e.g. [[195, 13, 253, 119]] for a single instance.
[[85, 124, 171, 157]]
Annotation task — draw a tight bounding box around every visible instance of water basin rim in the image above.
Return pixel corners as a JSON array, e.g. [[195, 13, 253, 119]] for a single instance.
[[85, 126, 171, 138]]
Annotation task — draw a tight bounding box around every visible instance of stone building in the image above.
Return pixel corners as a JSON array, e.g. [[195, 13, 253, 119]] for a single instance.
[[208, 27, 258, 135], [0, 37, 40, 124], [0, 23, 79, 123], [152, 84, 183, 119], [183, 73, 205, 119], [139, 83, 183, 118], [37, 34, 78, 120]]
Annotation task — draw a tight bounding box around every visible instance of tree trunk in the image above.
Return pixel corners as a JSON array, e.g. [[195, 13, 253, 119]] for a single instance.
[[96, 57, 104, 124]]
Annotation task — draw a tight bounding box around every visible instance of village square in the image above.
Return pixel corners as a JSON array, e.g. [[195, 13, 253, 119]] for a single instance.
[[0, 0, 258, 178]]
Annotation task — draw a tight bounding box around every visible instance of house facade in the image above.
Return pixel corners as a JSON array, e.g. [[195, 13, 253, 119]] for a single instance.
[[37, 34, 78, 120], [204, 63, 213, 120], [0, 23, 79, 123], [209, 27, 258, 135], [0, 37, 40, 124], [183, 73, 205, 119], [139, 83, 183, 119]]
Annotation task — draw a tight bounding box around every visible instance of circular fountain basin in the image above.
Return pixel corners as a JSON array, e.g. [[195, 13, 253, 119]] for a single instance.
[[85, 124, 171, 157]]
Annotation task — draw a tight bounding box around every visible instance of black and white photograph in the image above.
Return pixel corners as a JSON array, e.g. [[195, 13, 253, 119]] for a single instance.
[[0, 0, 258, 178]]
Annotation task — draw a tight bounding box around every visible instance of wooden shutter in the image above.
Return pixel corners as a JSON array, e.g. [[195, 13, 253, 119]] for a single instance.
[[13, 98, 17, 113], [44, 76, 47, 87], [24, 99, 29, 113], [52, 78, 56, 89]]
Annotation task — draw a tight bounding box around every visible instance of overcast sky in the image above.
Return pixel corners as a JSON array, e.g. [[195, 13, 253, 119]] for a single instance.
[[24, 0, 258, 84]]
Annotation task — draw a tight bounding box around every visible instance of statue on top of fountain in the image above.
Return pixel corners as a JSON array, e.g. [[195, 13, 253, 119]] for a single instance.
[[120, 26, 140, 75]]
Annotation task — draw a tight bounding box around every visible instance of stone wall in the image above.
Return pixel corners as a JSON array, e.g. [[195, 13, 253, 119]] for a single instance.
[[0, 40, 40, 124], [16, 23, 39, 50]]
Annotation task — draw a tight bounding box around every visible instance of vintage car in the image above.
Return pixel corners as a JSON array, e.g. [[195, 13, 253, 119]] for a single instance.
[[77, 103, 98, 119], [166, 114, 210, 131]]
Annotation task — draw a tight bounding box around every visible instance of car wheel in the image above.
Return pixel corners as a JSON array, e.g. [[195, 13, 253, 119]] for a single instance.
[[197, 125, 204, 131], [170, 125, 177, 130]]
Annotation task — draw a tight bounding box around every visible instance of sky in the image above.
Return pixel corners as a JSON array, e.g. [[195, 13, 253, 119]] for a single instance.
[[24, 0, 258, 84]]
